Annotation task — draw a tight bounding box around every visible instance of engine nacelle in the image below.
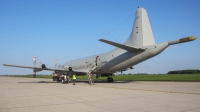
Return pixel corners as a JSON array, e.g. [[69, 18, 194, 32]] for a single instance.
[[33, 68, 42, 72], [41, 64, 46, 68], [68, 67, 72, 71]]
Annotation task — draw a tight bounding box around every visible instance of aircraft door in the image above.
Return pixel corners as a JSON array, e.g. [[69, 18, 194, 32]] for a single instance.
[[95, 56, 99, 67]]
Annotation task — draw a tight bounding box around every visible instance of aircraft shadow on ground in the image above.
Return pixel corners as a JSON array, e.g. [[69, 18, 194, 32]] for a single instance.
[[17, 80, 133, 84], [76, 80, 133, 84], [17, 81, 58, 84]]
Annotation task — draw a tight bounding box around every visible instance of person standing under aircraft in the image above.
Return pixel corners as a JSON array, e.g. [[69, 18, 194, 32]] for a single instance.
[[72, 73, 76, 85]]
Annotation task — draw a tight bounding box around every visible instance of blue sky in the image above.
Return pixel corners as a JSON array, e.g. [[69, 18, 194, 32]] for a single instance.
[[0, 0, 200, 75]]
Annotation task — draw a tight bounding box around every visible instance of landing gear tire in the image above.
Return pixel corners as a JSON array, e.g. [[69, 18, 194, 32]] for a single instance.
[[110, 78, 113, 82], [61, 78, 65, 84], [56, 77, 59, 82], [66, 78, 69, 84], [107, 77, 113, 82], [53, 76, 57, 81]]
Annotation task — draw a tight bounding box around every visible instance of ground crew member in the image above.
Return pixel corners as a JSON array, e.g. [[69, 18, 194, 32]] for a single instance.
[[68, 67, 74, 81], [72, 73, 76, 85]]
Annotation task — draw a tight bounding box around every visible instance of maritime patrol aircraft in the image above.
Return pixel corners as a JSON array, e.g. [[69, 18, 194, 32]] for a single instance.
[[3, 7, 196, 84]]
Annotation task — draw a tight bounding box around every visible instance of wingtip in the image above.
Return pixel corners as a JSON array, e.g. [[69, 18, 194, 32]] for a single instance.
[[188, 36, 197, 41], [99, 39, 105, 42]]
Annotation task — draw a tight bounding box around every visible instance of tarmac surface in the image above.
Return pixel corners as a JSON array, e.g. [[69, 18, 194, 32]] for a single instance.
[[0, 76, 200, 112]]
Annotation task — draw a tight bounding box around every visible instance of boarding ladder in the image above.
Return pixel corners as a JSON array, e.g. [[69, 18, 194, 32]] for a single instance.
[[87, 65, 97, 85]]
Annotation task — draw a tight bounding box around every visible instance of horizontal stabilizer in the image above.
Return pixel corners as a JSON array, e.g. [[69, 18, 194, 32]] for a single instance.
[[99, 39, 145, 52]]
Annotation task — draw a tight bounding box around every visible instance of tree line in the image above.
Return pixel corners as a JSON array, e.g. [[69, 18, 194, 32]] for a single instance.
[[168, 69, 200, 74]]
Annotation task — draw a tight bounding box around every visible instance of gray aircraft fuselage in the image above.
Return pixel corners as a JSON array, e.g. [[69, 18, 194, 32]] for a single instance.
[[64, 42, 168, 75]]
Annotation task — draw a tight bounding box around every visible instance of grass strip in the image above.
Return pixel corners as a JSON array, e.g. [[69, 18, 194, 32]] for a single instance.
[[3, 74, 200, 82]]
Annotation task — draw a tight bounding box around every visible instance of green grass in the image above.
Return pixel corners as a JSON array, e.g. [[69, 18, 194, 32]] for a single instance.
[[112, 74, 200, 82], [3, 74, 200, 82]]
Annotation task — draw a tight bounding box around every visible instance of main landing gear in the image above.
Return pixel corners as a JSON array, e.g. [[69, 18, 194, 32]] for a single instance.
[[107, 73, 114, 82], [107, 77, 113, 82]]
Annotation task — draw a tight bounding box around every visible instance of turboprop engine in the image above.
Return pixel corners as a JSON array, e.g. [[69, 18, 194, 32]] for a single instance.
[[32, 56, 46, 78]]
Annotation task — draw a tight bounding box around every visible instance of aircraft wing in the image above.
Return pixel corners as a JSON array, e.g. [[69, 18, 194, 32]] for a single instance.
[[3, 64, 91, 73], [99, 39, 145, 52], [3, 64, 66, 71], [3, 64, 42, 69]]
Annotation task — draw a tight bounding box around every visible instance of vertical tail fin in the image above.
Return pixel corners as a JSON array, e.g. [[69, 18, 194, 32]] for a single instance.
[[124, 7, 155, 47]]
